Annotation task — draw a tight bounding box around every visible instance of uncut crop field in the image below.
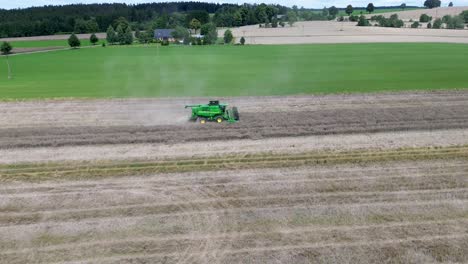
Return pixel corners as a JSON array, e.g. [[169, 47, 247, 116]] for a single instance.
[[1, 43, 468, 99]]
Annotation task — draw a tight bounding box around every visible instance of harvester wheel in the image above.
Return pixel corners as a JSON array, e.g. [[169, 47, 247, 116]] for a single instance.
[[198, 118, 207, 124], [216, 116, 223, 123], [232, 107, 240, 121]]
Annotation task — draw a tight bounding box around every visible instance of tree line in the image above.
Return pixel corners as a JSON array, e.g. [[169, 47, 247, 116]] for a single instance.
[[0, 2, 290, 38]]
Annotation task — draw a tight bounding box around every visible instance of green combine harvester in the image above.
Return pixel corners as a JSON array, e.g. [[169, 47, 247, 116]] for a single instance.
[[185, 101, 240, 124]]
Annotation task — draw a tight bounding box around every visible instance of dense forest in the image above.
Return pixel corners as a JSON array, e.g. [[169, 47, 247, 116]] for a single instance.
[[0, 2, 289, 38]]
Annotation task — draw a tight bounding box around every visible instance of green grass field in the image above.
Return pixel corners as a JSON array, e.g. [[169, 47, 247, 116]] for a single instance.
[[11, 39, 99, 48], [0, 43, 467, 99]]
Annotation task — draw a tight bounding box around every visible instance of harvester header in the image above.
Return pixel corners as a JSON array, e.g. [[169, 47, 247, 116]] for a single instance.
[[185, 100, 239, 124]]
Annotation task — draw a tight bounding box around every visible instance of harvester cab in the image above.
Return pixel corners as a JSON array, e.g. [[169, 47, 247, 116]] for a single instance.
[[185, 100, 239, 124]]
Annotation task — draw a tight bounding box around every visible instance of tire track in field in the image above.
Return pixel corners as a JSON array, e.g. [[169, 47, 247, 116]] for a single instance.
[[1, 197, 467, 228], [2, 218, 468, 263], [2, 161, 466, 193], [2, 198, 466, 258], [55, 234, 468, 264], [2, 188, 467, 225], [2, 169, 466, 200], [3, 218, 467, 255], [1, 170, 467, 211]]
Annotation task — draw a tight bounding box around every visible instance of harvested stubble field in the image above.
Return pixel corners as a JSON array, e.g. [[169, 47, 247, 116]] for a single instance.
[[1, 90, 468, 263], [1, 90, 468, 149]]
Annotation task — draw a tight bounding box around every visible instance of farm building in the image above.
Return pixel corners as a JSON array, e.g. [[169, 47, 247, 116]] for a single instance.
[[154, 29, 175, 41]]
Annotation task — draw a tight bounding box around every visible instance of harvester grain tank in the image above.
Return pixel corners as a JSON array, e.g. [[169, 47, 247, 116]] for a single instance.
[[185, 100, 239, 124]]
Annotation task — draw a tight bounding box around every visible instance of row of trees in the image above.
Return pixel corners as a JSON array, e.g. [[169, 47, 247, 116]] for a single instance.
[[68, 33, 100, 48], [212, 4, 289, 27], [106, 25, 133, 45], [359, 10, 466, 29]]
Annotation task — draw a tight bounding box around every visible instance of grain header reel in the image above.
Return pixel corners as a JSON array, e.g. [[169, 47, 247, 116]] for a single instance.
[[185, 101, 239, 124]]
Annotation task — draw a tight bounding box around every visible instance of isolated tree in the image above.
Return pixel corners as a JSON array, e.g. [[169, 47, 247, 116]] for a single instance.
[[124, 27, 133, 45], [449, 1, 453, 6], [86, 19, 99, 33], [233, 12, 243, 27], [116, 24, 125, 45], [419, 14, 432, 22], [345, 5, 354, 16], [287, 11, 298, 26], [171, 26, 190, 42], [349, 15, 359, 21], [411, 21, 420, 28], [400, 3, 407, 10], [154, 15, 169, 29], [113, 17, 130, 31], [190, 18, 201, 34], [106, 25, 117, 44], [68, 33, 81, 48], [432, 18, 443, 28], [224, 29, 234, 44], [0, 41, 12, 55], [273, 17, 280, 28], [90, 33, 99, 45], [357, 15, 370, 26], [1, 42, 13, 79], [74, 19, 88, 34], [389, 14, 404, 27], [200, 23, 217, 44], [240, 36, 246, 45], [462, 10, 468, 23], [442, 14, 451, 23], [138, 30, 153, 44], [135, 29, 141, 40], [366, 3, 375, 13], [424, 0, 441, 9], [328, 6, 339, 17], [446, 15, 465, 29]]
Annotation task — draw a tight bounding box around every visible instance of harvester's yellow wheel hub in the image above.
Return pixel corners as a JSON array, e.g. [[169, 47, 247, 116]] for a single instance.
[[217, 118, 223, 123], [200, 119, 206, 124]]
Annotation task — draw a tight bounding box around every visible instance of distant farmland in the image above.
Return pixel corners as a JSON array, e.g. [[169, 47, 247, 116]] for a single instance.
[[10, 39, 97, 48], [337, 7, 422, 16], [1, 43, 467, 99]]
